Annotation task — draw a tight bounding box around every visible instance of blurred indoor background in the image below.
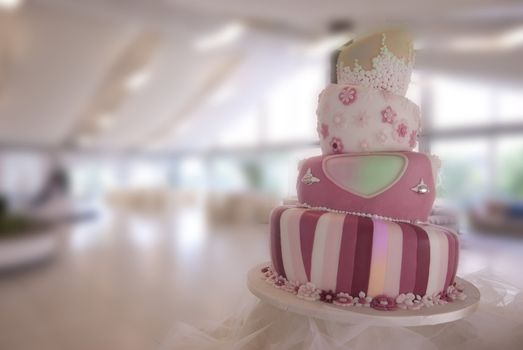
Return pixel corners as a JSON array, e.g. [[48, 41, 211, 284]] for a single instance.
[[0, 0, 522, 349]]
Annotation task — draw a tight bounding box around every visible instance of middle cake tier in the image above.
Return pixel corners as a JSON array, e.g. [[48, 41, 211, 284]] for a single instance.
[[297, 151, 438, 222], [317, 83, 421, 154]]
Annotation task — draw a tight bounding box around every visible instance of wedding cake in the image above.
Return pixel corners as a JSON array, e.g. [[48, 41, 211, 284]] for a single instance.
[[262, 29, 466, 311]]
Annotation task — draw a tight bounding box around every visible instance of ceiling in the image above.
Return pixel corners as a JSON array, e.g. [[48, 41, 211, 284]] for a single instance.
[[0, 0, 521, 153]]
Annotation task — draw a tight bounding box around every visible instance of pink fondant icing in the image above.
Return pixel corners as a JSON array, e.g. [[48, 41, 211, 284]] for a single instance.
[[297, 152, 436, 222], [269, 206, 459, 298]]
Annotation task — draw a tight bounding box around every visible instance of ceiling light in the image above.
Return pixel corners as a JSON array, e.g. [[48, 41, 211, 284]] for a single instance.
[[126, 70, 151, 91], [193, 22, 245, 52], [448, 25, 523, 52], [0, 0, 22, 11], [499, 26, 523, 49]]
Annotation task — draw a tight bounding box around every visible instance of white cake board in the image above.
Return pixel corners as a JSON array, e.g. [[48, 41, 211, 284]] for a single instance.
[[247, 263, 479, 327]]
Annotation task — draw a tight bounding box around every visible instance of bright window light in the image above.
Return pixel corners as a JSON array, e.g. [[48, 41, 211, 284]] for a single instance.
[[449, 25, 523, 52], [499, 26, 523, 49], [193, 22, 245, 51], [126, 70, 151, 91], [0, 0, 22, 11]]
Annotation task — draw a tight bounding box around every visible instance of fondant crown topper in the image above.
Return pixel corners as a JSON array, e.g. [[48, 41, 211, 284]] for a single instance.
[[331, 29, 414, 96]]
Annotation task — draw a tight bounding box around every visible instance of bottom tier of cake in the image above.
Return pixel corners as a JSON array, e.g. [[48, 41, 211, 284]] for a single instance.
[[270, 206, 459, 303]]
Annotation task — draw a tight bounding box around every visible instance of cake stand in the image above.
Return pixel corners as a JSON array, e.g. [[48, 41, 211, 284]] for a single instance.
[[247, 263, 479, 327]]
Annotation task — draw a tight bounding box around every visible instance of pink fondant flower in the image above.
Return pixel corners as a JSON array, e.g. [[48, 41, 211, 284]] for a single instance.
[[297, 282, 321, 301], [332, 112, 346, 127], [354, 291, 372, 307], [333, 292, 354, 307], [338, 87, 357, 105], [273, 276, 286, 288], [320, 290, 336, 304], [282, 280, 301, 295], [353, 111, 369, 127], [330, 137, 344, 154], [396, 122, 408, 138], [359, 140, 369, 151], [318, 123, 329, 139], [395, 293, 423, 310], [381, 106, 397, 124], [376, 131, 388, 144], [446, 283, 467, 301], [409, 129, 418, 148], [370, 295, 397, 311]]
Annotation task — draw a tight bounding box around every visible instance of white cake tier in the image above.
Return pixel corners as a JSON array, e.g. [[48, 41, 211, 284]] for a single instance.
[[316, 83, 421, 154]]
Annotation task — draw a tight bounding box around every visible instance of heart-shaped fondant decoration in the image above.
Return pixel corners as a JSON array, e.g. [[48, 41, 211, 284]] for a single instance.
[[323, 154, 407, 198]]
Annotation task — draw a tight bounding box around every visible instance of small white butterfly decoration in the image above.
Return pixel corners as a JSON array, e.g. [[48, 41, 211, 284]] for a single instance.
[[301, 168, 320, 185], [411, 178, 430, 194]]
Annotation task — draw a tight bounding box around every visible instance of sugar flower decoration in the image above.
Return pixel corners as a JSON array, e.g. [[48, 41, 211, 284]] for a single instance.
[[320, 290, 336, 304], [317, 122, 329, 139], [297, 283, 321, 301], [333, 293, 354, 307], [353, 111, 369, 128], [332, 112, 346, 127], [330, 137, 344, 154], [370, 295, 397, 311], [353, 291, 372, 307], [381, 106, 397, 124], [338, 87, 357, 105]]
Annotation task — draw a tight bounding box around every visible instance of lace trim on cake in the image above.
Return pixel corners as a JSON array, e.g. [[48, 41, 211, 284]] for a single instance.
[[298, 202, 424, 224], [261, 265, 466, 311], [337, 33, 413, 96]]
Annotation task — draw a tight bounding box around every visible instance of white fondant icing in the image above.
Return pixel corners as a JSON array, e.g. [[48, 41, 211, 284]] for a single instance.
[[425, 227, 442, 296], [317, 83, 420, 154], [310, 215, 330, 286]]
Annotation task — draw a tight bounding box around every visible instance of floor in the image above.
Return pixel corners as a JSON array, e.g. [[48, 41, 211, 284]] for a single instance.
[[0, 208, 268, 350], [1, 207, 523, 350]]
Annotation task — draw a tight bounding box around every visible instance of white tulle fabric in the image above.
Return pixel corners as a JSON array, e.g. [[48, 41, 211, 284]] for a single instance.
[[337, 34, 413, 96], [159, 271, 523, 350]]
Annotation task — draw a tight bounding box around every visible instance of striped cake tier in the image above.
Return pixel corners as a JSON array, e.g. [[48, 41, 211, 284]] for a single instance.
[[270, 206, 459, 299]]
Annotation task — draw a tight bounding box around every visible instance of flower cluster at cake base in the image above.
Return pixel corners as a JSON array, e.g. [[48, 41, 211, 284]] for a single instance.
[[261, 265, 466, 312]]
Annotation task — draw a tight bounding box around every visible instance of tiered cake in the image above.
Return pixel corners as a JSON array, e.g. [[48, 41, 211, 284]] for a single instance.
[[263, 30, 465, 311]]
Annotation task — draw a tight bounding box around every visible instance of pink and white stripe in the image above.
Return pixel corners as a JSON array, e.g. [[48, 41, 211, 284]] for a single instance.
[[382, 221, 403, 296], [280, 208, 308, 282], [310, 213, 345, 290]]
